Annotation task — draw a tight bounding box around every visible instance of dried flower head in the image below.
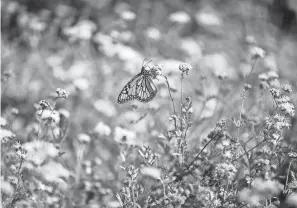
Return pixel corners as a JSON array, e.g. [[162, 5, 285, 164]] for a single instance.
[[39, 100, 51, 110], [282, 84, 293, 93], [244, 84, 252, 91], [179, 63, 192, 75], [56, 88, 69, 99], [150, 64, 163, 80]]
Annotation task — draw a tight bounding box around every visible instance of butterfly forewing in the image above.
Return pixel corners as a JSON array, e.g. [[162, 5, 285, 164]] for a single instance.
[[117, 66, 157, 104]]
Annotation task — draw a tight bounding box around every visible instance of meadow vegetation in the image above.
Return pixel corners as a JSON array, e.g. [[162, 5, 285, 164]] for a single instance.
[[1, 0, 297, 207]]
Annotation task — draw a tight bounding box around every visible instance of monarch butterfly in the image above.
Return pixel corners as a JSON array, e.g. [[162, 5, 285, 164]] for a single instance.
[[117, 60, 157, 104]]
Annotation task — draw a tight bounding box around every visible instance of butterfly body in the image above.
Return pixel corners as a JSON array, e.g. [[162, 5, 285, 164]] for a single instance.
[[117, 65, 157, 104]]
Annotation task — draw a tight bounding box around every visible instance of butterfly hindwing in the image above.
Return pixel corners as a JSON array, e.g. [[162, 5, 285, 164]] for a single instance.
[[117, 73, 144, 104], [136, 76, 157, 103], [118, 64, 157, 104]]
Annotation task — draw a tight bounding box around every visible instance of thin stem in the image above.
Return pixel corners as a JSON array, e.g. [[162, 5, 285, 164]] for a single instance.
[[162, 74, 177, 128], [232, 137, 267, 162], [175, 129, 219, 182]]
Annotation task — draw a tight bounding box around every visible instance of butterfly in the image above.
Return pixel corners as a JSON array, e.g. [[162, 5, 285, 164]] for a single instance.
[[117, 60, 157, 104]]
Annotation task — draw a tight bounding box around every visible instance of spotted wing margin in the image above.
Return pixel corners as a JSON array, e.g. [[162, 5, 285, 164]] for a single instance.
[[136, 76, 157, 103], [117, 73, 144, 104]]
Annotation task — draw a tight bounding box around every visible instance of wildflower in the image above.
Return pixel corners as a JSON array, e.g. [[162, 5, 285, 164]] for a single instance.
[[216, 119, 227, 131], [56, 88, 69, 99], [179, 63, 192, 75], [114, 126, 137, 146], [23, 141, 59, 165], [169, 11, 191, 24], [258, 73, 268, 81], [77, 133, 91, 144], [146, 27, 161, 40], [282, 84, 293, 93], [39, 100, 51, 110], [59, 109, 70, 119], [94, 121, 111, 136], [279, 102, 295, 116], [249, 46, 266, 60], [244, 83, 252, 91], [11, 108, 19, 115], [213, 199, 221, 206], [267, 71, 279, 81], [150, 64, 163, 80], [270, 88, 281, 98], [41, 109, 60, 123], [73, 78, 90, 91], [120, 10, 136, 21], [245, 35, 257, 45], [93, 99, 117, 117], [0, 117, 7, 126], [0, 129, 16, 142]]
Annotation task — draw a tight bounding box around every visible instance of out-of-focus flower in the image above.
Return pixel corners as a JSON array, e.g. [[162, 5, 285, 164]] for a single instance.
[[249, 46, 266, 60], [282, 84, 293, 93], [0, 117, 7, 126], [94, 121, 111, 137], [195, 11, 222, 26], [28, 17, 47, 32], [36, 161, 70, 191], [245, 35, 257, 45], [63, 20, 97, 41], [180, 38, 203, 59], [23, 141, 59, 165], [140, 166, 161, 179], [94, 99, 117, 117], [77, 133, 91, 144], [11, 108, 19, 115], [120, 10, 136, 21], [59, 109, 70, 119], [286, 193, 297, 207], [73, 78, 90, 91], [56, 88, 69, 99], [0, 128, 16, 142], [41, 109, 60, 123], [146, 27, 161, 40], [1, 179, 14, 196], [169, 11, 191, 24], [114, 126, 137, 146], [179, 63, 192, 75]]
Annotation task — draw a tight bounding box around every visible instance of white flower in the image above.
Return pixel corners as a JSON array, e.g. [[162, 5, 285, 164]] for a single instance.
[[23, 141, 59, 165], [249, 46, 266, 59], [195, 11, 222, 26], [73, 78, 89, 91], [169, 11, 191, 24], [63, 20, 97, 41], [146, 27, 161, 40], [93, 99, 117, 117], [77, 133, 91, 144], [0, 128, 16, 142], [114, 127, 137, 146], [0, 117, 7, 126], [279, 102, 295, 117], [120, 11, 136, 21], [94, 121, 111, 136]]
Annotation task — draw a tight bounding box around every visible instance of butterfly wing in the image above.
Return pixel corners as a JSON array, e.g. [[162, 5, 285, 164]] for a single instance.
[[117, 73, 144, 104], [136, 76, 157, 103]]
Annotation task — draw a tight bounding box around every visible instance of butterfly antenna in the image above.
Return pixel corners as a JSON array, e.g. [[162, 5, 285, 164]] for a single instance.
[[143, 59, 152, 67]]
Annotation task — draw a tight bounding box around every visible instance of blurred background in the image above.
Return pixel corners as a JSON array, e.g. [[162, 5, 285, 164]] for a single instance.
[[1, 0, 297, 207]]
